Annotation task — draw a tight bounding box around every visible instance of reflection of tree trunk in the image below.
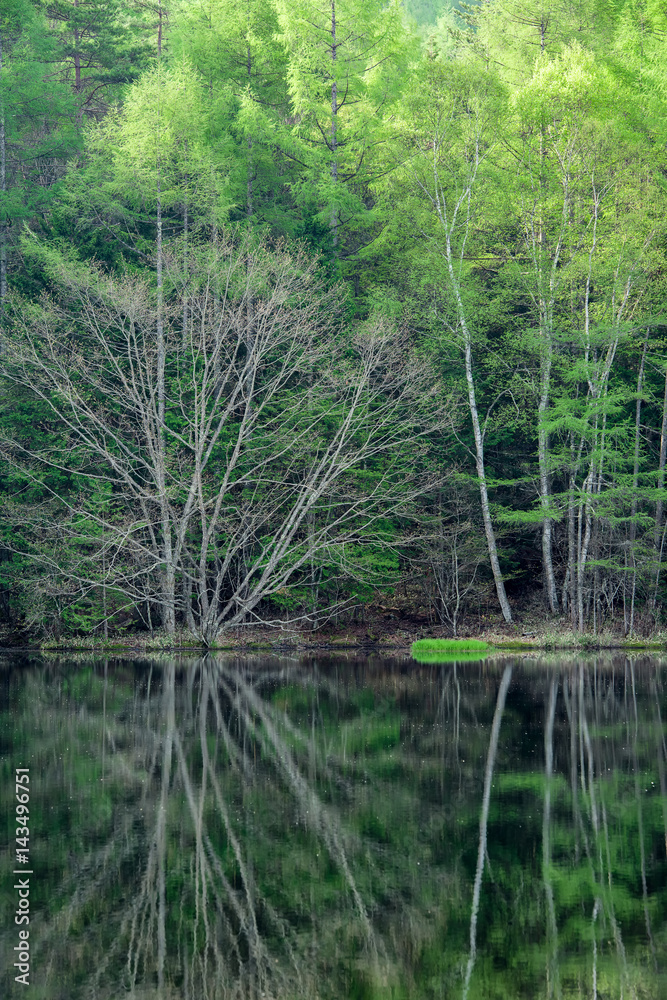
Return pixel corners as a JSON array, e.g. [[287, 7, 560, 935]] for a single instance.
[[579, 666, 598, 833], [630, 661, 657, 969], [542, 677, 561, 999], [562, 674, 580, 862], [600, 799, 629, 984], [578, 663, 629, 990], [462, 665, 512, 1000], [650, 677, 667, 857], [157, 662, 175, 992], [591, 897, 600, 1000]]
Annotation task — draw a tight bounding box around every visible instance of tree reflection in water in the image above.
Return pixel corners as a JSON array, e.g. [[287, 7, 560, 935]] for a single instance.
[[0, 653, 666, 1000]]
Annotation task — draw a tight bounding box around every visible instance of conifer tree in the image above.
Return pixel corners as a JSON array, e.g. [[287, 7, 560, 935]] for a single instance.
[[172, 0, 289, 228], [46, 0, 151, 119], [273, 0, 407, 257], [0, 0, 77, 304]]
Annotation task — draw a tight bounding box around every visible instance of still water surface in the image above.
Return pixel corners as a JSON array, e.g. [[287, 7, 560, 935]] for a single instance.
[[1, 652, 666, 999]]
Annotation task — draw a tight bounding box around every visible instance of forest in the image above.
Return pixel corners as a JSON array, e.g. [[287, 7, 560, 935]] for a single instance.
[[1, 0, 667, 643]]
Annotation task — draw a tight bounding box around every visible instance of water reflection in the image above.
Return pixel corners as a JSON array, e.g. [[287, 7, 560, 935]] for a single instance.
[[1, 653, 666, 999]]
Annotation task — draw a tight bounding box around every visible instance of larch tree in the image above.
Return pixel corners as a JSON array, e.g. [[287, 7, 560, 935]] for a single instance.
[[172, 0, 289, 227], [500, 46, 619, 614], [273, 0, 407, 258]]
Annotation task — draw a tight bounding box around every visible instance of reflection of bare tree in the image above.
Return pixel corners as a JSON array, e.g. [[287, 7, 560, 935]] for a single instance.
[[630, 661, 657, 971], [117, 656, 383, 999], [223, 666, 377, 953], [25, 655, 388, 1000]]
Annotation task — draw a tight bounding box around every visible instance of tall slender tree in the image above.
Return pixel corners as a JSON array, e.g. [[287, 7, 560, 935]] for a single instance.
[[394, 61, 514, 623]]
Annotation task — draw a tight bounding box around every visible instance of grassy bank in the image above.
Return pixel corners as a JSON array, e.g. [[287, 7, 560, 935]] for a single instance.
[[32, 624, 667, 653]]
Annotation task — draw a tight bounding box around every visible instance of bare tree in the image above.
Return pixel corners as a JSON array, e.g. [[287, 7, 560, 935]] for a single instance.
[[2, 231, 448, 642], [422, 480, 486, 636]]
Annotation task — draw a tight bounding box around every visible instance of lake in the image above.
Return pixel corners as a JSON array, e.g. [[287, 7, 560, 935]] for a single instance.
[[1, 651, 666, 998]]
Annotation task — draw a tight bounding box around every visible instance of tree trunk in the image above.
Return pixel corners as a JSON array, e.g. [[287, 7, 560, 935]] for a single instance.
[[247, 41, 254, 219], [462, 327, 512, 622], [629, 332, 648, 635], [577, 469, 593, 632], [538, 342, 558, 613], [567, 468, 577, 628], [442, 216, 511, 621], [329, 0, 338, 249], [156, 98, 175, 632], [652, 365, 667, 604], [73, 0, 81, 94]]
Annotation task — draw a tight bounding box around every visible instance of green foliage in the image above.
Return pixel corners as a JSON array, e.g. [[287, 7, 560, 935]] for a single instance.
[[3, 0, 667, 639]]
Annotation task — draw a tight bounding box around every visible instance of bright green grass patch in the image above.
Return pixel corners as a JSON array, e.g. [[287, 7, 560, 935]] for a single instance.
[[411, 638, 489, 654]]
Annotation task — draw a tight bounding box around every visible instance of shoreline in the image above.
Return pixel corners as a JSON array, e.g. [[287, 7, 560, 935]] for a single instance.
[[24, 630, 667, 655]]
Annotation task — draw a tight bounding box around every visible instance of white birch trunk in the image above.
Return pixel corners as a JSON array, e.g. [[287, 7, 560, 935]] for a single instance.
[[629, 334, 648, 635], [434, 144, 512, 623]]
